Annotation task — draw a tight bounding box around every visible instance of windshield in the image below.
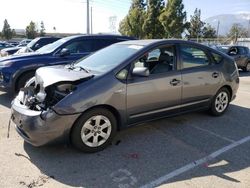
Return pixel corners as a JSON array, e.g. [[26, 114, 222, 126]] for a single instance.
[[74, 44, 143, 73], [36, 38, 67, 53]]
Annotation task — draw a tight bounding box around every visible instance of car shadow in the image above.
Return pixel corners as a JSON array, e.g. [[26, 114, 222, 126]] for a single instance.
[[23, 104, 250, 187], [0, 92, 12, 108]]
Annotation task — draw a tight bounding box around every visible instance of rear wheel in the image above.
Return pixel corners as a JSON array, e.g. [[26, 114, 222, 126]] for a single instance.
[[210, 88, 230, 116], [71, 108, 117, 153]]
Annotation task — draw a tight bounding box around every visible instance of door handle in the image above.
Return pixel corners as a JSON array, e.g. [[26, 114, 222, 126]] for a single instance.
[[212, 72, 219, 78], [170, 79, 181, 86]]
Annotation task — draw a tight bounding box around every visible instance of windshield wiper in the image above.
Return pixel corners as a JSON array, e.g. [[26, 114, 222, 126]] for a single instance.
[[66, 64, 90, 73]]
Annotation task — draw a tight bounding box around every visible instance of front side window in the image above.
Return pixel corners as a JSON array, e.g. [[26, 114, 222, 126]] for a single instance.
[[180, 45, 210, 69], [64, 40, 94, 54], [133, 45, 175, 74]]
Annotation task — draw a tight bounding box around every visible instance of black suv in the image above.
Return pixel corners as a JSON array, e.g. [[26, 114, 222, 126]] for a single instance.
[[0, 35, 135, 93], [218, 45, 250, 72]]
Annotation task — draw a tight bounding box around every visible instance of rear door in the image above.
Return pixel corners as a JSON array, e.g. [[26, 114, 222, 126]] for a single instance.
[[126, 44, 182, 124], [179, 44, 222, 111]]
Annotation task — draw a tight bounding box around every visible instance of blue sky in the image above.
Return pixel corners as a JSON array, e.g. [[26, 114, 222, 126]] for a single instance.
[[0, 0, 249, 34]]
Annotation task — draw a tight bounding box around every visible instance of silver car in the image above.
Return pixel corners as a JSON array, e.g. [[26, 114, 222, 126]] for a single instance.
[[11, 40, 239, 152]]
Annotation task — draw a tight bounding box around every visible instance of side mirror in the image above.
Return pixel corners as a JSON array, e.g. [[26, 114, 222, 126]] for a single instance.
[[228, 50, 237, 56], [60, 48, 70, 57], [34, 44, 40, 50], [132, 67, 149, 77]]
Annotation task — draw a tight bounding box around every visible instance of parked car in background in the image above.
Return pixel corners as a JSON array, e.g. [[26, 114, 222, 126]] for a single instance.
[[217, 45, 250, 72], [8, 41, 20, 46], [15, 37, 61, 55], [11, 40, 239, 152], [0, 35, 135, 93], [0, 42, 14, 50], [19, 39, 32, 46], [0, 37, 60, 57]]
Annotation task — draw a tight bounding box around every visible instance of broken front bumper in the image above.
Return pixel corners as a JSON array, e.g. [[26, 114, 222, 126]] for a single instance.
[[11, 97, 80, 146]]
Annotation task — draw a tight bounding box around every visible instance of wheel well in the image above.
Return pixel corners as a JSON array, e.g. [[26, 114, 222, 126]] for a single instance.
[[15, 70, 35, 92], [72, 105, 122, 131], [221, 85, 232, 100]]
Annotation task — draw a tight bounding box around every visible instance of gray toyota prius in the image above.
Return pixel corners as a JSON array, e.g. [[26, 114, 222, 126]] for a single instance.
[[11, 40, 239, 152]]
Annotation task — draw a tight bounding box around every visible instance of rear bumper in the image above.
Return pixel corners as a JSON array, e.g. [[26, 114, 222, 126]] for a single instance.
[[11, 97, 80, 146]]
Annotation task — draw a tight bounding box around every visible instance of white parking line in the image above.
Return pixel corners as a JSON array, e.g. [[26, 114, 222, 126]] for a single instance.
[[140, 136, 250, 188], [190, 125, 235, 143]]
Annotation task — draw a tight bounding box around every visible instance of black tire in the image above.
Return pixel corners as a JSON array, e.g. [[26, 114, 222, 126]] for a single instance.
[[210, 88, 230, 116], [16, 72, 35, 93], [71, 108, 117, 153], [242, 62, 250, 72]]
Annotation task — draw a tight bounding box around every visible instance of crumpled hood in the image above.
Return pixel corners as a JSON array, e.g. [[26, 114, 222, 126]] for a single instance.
[[36, 65, 94, 88]]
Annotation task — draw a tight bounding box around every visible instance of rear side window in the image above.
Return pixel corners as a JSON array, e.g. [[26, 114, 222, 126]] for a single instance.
[[180, 45, 210, 69], [211, 52, 223, 64]]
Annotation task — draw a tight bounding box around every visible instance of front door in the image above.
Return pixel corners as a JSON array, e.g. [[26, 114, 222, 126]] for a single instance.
[[126, 45, 182, 124]]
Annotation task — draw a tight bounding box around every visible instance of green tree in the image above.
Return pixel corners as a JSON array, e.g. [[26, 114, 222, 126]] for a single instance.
[[227, 23, 248, 43], [119, 0, 145, 38], [143, 0, 164, 39], [202, 24, 216, 38], [188, 8, 204, 39], [2, 19, 14, 40], [26, 21, 38, 39], [160, 0, 187, 38], [39, 21, 46, 36], [12, 29, 16, 37]]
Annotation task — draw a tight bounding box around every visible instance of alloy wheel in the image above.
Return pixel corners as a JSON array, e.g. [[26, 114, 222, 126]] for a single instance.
[[215, 91, 229, 113], [80, 115, 112, 147]]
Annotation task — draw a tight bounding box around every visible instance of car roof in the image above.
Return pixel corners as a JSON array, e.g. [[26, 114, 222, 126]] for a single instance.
[[62, 34, 135, 41], [117, 39, 211, 48]]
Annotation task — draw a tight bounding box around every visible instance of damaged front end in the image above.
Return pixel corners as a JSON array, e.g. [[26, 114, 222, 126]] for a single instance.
[[11, 65, 94, 146], [20, 80, 78, 113], [20, 65, 94, 112]]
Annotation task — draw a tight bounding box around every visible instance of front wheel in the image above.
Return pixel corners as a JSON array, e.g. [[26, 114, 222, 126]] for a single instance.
[[71, 108, 117, 153], [210, 88, 230, 116]]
